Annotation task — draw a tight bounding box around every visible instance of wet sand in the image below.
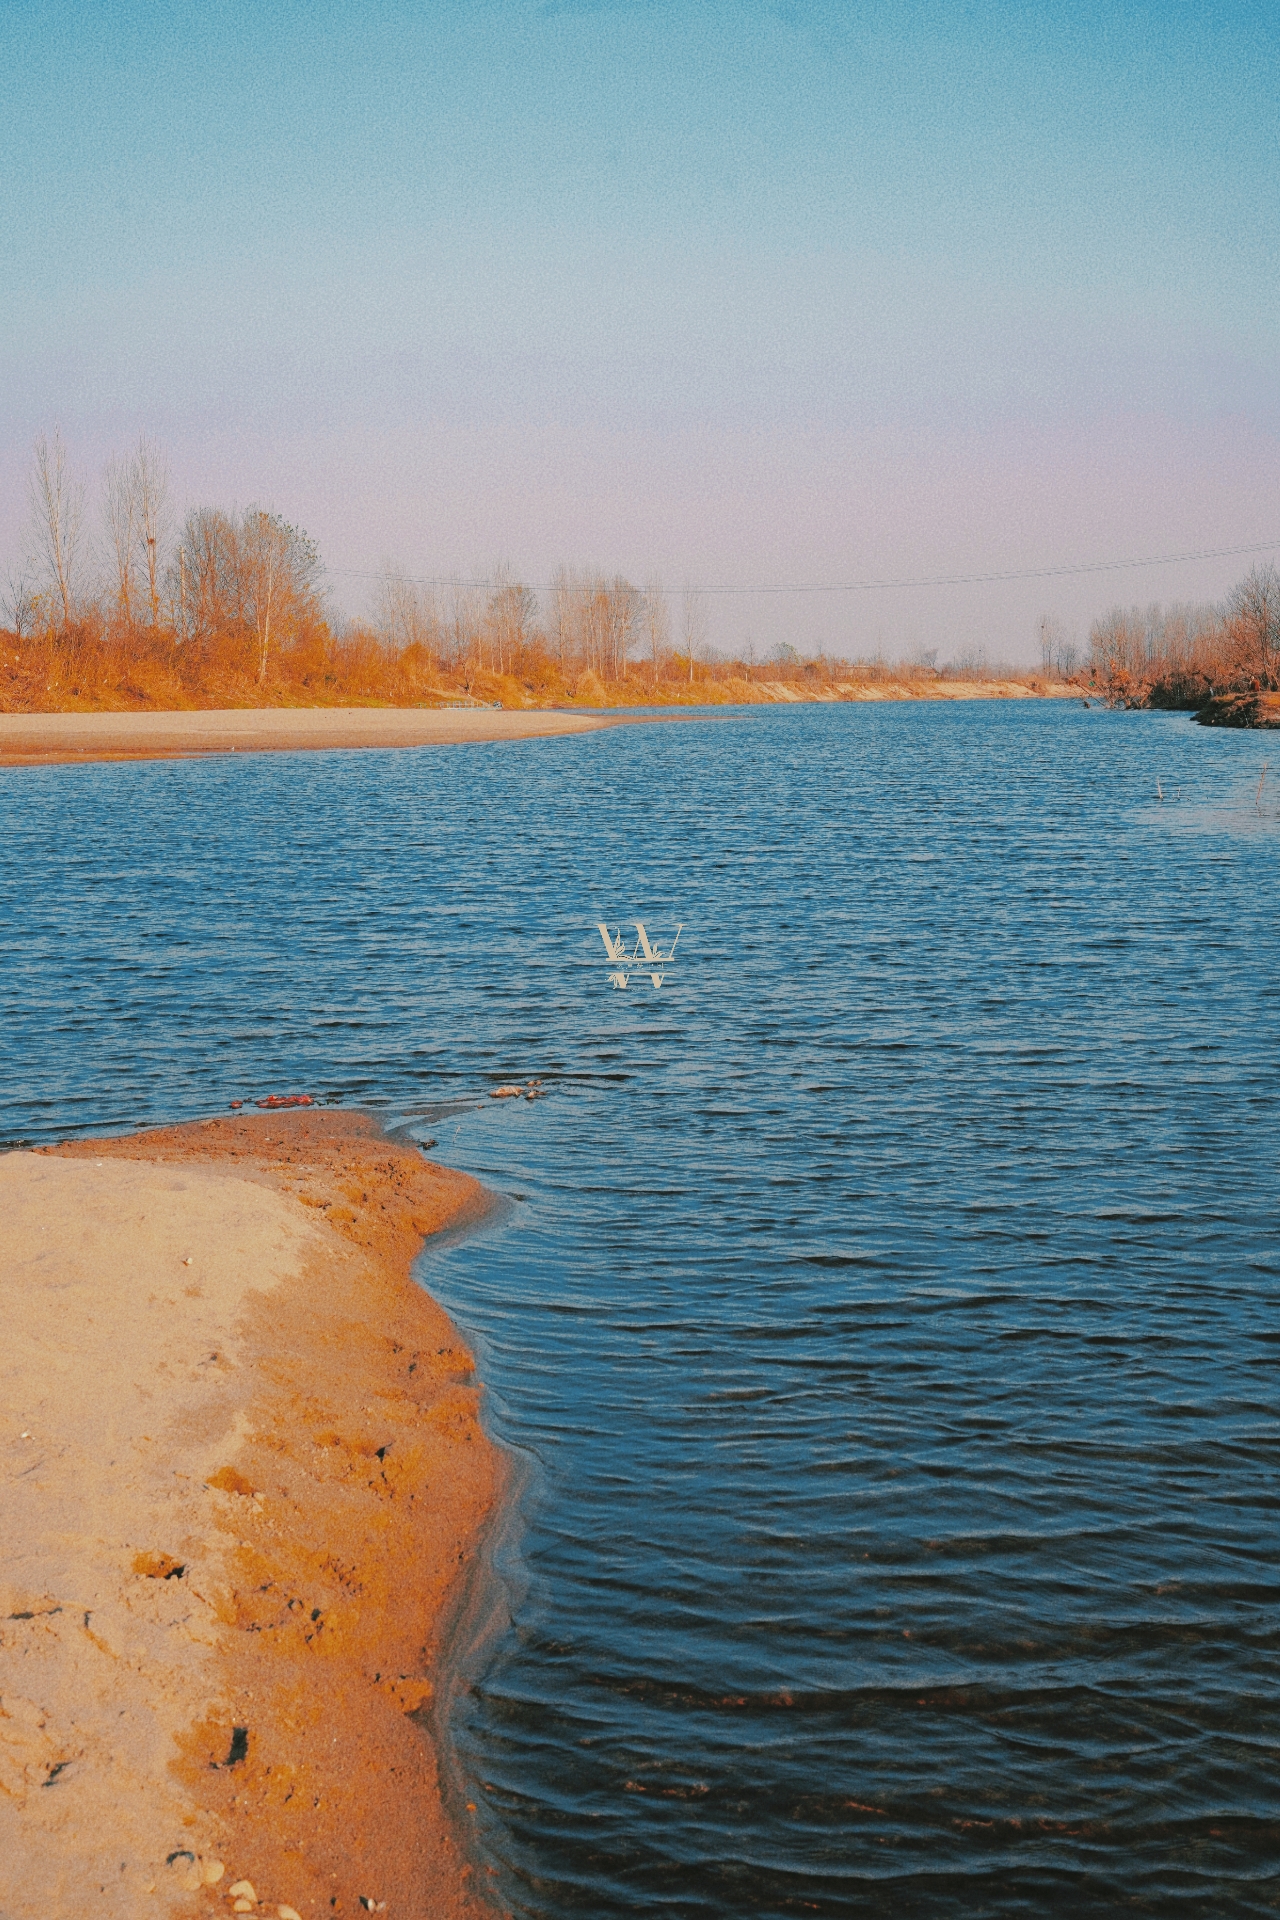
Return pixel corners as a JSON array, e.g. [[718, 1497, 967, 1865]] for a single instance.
[[0, 705, 631, 767], [0, 1111, 502, 1920]]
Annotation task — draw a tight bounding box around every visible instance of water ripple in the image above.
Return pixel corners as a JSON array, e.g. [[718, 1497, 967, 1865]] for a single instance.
[[2, 701, 1278, 1915]]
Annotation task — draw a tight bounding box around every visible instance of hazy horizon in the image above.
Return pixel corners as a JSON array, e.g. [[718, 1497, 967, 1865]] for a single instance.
[[4, 0, 1277, 663]]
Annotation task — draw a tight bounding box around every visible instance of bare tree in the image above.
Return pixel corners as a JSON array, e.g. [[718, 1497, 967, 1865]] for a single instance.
[[443, 579, 482, 680], [376, 564, 440, 654], [27, 430, 84, 631], [103, 456, 137, 625], [241, 509, 321, 683], [549, 566, 575, 668], [2, 564, 38, 639], [682, 582, 706, 684], [596, 576, 639, 680], [644, 575, 669, 684], [543, 569, 638, 680], [132, 440, 171, 626], [174, 507, 241, 646], [1089, 607, 1146, 683], [1038, 613, 1065, 678], [487, 566, 538, 675], [1228, 562, 1280, 680]]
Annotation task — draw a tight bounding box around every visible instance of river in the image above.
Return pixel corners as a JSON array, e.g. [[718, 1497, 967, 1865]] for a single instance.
[[4, 700, 1277, 1915]]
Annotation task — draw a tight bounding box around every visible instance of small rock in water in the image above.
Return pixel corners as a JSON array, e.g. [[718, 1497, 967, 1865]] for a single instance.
[[489, 1085, 523, 1099]]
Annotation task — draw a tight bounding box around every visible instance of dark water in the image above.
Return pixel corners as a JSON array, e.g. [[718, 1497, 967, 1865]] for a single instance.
[[3, 703, 1278, 1916]]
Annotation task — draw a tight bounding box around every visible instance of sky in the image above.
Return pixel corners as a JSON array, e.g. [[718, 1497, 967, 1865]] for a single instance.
[[2, 0, 1277, 661]]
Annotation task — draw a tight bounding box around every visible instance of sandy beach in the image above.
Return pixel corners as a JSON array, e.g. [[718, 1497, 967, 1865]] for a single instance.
[[0, 687, 1076, 767], [0, 705, 632, 768], [0, 1111, 501, 1920]]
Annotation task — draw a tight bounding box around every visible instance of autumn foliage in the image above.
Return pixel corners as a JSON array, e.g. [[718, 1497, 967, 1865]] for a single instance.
[[2, 429, 1056, 714], [1087, 564, 1280, 708]]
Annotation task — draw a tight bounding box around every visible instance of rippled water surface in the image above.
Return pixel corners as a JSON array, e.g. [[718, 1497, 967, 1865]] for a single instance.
[[4, 703, 1278, 1916]]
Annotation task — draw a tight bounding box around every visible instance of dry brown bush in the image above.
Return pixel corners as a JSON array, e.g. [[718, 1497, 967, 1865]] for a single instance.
[[1088, 565, 1280, 708]]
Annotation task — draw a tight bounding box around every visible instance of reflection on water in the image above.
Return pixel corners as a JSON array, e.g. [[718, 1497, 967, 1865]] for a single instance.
[[3, 702, 1278, 1916]]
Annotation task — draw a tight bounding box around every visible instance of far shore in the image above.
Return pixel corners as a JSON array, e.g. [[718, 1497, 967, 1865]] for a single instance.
[[0, 1110, 502, 1920], [0, 684, 1077, 768]]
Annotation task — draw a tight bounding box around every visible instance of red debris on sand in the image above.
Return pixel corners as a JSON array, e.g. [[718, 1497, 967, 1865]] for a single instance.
[[254, 1093, 314, 1110]]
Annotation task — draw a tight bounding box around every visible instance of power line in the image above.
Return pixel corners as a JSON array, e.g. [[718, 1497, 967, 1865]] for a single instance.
[[323, 536, 1279, 597]]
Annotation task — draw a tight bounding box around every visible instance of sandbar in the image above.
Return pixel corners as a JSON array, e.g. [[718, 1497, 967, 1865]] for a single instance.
[[0, 1111, 501, 1920], [0, 704, 631, 767]]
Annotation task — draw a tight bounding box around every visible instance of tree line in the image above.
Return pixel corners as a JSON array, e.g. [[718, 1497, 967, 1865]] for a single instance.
[[1083, 564, 1279, 706], [7, 428, 1104, 711], [9, 431, 325, 686], [3, 430, 730, 705]]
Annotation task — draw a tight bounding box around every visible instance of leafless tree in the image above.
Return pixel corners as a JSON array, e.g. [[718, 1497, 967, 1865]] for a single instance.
[[27, 430, 84, 631], [549, 566, 575, 668], [644, 575, 669, 683], [595, 576, 639, 679], [241, 509, 321, 683], [2, 564, 38, 639], [173, 507, 241, 645], [1228, 562, 1280, 679], [103, 456, 138, 625], [487, 566, 538, 674], [132, 440, 171, 626], [682, 582, 706, 684], [1038, 613, 1065, 677], [375, 564, 440, 654], [543, 569, 639, 679], [442, 579, 483, 679]]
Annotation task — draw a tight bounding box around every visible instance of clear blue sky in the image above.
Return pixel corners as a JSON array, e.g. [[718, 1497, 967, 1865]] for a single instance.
[[2, 0, 1277, 658]]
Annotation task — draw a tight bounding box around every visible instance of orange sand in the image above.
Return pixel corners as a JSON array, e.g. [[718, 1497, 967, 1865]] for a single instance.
[[1, 1111, 503, 1920]]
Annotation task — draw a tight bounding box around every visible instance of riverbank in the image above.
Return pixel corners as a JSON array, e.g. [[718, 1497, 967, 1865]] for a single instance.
[[0, 705, 636, 768], [0, 1111, 501, 1920], [0, 685, 1074, 767], [1194, 689, 1280, 729]]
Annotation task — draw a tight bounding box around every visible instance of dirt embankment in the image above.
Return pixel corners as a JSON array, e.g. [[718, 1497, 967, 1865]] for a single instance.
[[1194, 689, 1280, 729], [0, 1111, 503, 1920]]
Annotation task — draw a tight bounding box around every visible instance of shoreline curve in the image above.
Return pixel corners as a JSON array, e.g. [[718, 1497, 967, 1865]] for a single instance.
[[0, 704, 643, 768], [1, 1108, 504, 1920]]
